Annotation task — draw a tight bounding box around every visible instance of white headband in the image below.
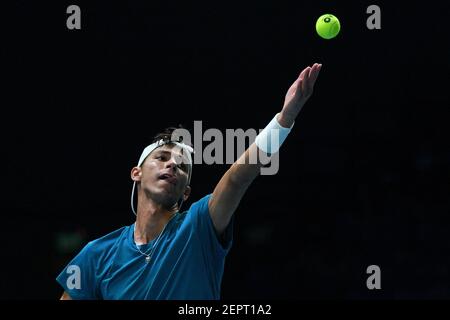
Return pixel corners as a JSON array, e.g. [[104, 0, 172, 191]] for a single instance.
[[131, 139, 194, 216]]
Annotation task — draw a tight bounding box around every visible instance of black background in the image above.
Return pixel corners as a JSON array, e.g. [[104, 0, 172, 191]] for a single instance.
[[2, 0, 450, 299]]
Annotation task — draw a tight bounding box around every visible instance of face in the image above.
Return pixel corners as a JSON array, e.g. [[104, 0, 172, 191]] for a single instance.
[[132, 144, 191, 209]]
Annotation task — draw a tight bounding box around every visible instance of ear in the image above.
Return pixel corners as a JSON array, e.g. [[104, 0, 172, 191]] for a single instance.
[[182, 185, 192, 202], [131, 167, 142, 182]]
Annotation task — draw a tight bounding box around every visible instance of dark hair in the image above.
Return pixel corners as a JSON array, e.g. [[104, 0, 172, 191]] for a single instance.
[[151, 125, 192, 147]]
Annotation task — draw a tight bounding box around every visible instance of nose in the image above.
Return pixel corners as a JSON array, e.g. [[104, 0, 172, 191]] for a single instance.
[[165, 155, 180, 172]]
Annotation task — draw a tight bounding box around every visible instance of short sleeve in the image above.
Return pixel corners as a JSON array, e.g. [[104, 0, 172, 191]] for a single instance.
[[189, 194, 234, 259], [56, 241, 100, 299]]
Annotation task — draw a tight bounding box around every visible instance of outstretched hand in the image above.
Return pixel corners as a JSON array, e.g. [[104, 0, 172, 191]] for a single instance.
[[278, 63, 322, 127]]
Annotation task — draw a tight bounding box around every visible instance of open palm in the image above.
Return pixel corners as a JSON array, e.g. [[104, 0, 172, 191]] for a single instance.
[[282, 63, 322, 119]]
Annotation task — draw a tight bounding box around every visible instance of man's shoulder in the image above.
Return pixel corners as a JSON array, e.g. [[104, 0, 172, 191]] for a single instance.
[[176, 194, 212, 226], [187, 194, 212, 212], [82, 225, 130, 258]]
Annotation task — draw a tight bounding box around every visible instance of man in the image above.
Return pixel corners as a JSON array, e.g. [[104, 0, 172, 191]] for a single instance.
[[57, 63, 322, 299]]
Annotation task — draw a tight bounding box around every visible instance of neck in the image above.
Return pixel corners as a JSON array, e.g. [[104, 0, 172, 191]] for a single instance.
[[134, 194, 178, 245]]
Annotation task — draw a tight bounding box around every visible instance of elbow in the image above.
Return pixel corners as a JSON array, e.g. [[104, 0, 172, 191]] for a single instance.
[[227, 164, 259, 188]]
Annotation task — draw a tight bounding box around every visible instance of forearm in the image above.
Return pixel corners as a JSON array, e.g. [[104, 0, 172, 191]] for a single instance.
[[227, 109, 295, 186], [208, 63, 321, 234], [227, 61, 320, 186], [227, 143, 264, 187], [209, 143, 263, 234]]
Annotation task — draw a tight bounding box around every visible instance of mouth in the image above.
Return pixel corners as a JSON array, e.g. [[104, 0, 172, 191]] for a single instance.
[[158, 173, 178, 185]]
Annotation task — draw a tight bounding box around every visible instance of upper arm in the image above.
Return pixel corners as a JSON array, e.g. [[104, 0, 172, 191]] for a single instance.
[[208, 171, 246, 235], [60, 291, 72, 300], [209, 143, 265, 235], [56, 241, 101, 300]]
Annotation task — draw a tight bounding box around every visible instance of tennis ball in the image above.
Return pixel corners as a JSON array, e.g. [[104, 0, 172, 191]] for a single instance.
[[316, 14, 340, 39]]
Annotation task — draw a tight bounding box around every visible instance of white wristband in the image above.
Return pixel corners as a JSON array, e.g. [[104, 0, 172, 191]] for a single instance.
[[255, 113, 294, 155]]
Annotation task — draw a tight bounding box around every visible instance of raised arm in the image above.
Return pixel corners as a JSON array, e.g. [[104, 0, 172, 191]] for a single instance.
[[208, 63, 322, 235]]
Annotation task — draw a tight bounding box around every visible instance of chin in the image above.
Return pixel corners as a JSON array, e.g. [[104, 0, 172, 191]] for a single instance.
[[153, 189, 180, 208], [144, 182, 181, 208]]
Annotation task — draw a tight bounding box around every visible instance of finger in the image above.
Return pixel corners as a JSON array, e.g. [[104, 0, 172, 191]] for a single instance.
[[311, 63, 320, 78], [307, 64, 321, 91], [310, 63, 321, 83], [286, 82, 297, 98], [298, 66, 310, 82], [304, 66, 312, 82], [301, 72, 310, 96], [299, 67, 311, 94], [296, 79, 304, 97], [307, 64, 319, 92]]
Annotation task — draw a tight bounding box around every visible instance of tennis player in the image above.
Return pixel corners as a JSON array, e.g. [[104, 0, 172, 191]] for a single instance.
[[57, 63, 322, 299]]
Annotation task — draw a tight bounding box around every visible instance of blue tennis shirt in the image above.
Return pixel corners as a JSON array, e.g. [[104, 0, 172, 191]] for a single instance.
[[56, 194, 233, 300]]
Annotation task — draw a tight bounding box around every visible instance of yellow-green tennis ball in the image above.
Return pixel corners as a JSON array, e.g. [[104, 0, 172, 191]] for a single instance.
[[316, 14, 340, 39]]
